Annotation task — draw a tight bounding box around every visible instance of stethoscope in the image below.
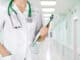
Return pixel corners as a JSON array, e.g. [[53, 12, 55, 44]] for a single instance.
[[8, 0, 32, 29]]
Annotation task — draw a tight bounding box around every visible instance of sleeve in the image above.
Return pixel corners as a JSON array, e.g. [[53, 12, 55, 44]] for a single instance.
[[0, 6, 5, 32], [0, 18, 4, 43], [0, 18, 5, 31], [0, 13, 5, 44], [30, 0, 43, 36], [35, 9, 43, 34], [35, 9, 43, 36]]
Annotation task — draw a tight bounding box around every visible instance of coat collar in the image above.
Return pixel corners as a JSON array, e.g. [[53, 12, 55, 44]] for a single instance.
[[12, 2, 29, 17]]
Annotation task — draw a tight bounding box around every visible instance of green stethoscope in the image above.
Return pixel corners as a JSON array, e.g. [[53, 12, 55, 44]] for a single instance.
[[8, 0, 32, 29]]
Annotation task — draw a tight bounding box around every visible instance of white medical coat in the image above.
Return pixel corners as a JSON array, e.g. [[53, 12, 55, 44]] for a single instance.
[[0, 1, 42, 60]]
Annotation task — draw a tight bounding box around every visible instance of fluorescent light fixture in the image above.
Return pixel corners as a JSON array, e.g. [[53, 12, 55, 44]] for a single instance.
[[43, 17, 49, 20], [42, 8, 55, 12], [42, 10, 54, 14], [43, 13, 51, 17], [41, 1, 56, 6]]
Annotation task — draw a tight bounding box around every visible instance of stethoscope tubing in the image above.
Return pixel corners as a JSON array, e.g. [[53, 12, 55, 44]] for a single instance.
[[8, 0, 32, 29]]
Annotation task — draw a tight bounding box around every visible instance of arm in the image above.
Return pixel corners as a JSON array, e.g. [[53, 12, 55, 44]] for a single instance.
[[35, 10, 49, 42], [0, 16, 11, 57], [38, 14, 53, 41], [33, 0, 49, 42]]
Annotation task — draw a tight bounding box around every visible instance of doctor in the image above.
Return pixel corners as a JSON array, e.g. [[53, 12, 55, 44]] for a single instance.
[[0, 0, 49, 60]]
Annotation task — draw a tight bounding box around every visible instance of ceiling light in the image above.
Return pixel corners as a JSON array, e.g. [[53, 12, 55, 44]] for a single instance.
[[41, 1, 56, 6], [42, 8, 55, 12]]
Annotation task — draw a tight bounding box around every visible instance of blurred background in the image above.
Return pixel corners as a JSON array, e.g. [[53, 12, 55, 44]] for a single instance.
[[0, 0, 80, 60]]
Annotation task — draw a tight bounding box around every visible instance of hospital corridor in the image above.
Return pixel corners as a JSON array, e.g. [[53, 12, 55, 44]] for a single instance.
[[0, 0, 80, 60]]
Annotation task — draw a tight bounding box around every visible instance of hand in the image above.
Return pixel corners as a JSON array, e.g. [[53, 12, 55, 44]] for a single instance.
[[38, 26, 49, 42], [0, 44, 11, 57]]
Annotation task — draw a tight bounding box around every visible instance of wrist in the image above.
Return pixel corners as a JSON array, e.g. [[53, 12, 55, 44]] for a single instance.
[[37, 36, 45, 42]]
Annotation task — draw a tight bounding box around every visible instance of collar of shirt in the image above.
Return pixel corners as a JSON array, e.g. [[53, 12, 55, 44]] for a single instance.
[[12, 2, 29, 18], [11, 2, 29, 26]]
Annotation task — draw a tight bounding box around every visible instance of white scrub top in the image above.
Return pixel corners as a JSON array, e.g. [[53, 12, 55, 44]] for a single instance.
[[0, 1, 42, 60]]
